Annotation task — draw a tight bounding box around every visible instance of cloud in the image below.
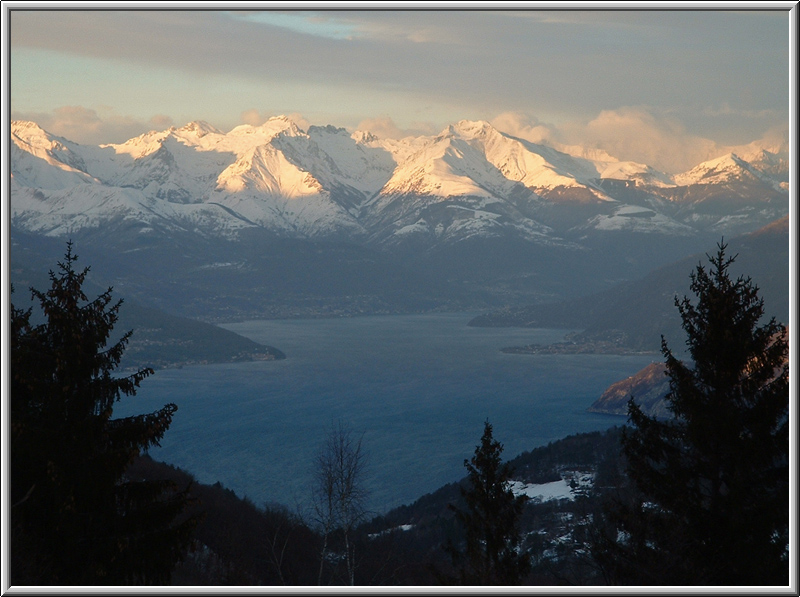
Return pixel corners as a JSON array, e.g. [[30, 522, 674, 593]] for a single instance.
[[227, 12, 361, 41], [723, 124, 789, 159], [239, 109, 313, 131], [147, 114, 175, 130], [10, 10, 789, 152], [491, 107, 786, 174], [490, 112, 554, 145], [355, 116, 438, 139], [285, 113, 312, 131], [406, 121, 440, 137], [355, 116, 404, 139], [240, 109, 264, 127], [10, 106, 175, 145], [555, 107, 722, 173]]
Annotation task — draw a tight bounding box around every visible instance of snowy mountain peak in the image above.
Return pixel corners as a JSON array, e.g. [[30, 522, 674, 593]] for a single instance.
[[263, 116, 304, 137], [438, 120, 497, 142], [11, 120, 73, 152], [11, 120, 50, 139], [734, 147, 789, 188], [308, 124, 349, 137], [9, 118, 789, 244], [107, 128, 172, 156], [672, 152, 756, 186], [228, 116, 303, 139], [730, 133, 789, 164], [352, 130, 379, 144], [268, 114, 295, 124], [10, 120, 99, 189], [177, 120, 223, 137], [452, 119, 494, 137]]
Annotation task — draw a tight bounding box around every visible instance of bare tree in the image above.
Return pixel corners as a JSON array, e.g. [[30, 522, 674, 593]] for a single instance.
[[311, 421, 370, 585], [262, 503, 300, 585]]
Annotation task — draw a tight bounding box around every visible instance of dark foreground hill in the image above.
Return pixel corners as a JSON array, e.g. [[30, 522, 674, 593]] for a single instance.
[[116, 301, 285, 370], [134, 427, 626, 586], [9, 234, 285, 370]]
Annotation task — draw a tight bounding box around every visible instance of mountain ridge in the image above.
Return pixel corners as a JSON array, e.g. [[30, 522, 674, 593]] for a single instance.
[[11, 117, 788, 248], [10, 117, 789, 318], [471, 215, 790, 353]]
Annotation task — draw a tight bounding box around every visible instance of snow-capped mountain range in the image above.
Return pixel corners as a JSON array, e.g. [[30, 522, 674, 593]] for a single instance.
[[10, 116, 789, 246]]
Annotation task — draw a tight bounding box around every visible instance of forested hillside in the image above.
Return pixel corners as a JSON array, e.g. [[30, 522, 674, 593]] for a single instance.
[[128, 428, 627, 586], [471, 216, 789, 354]]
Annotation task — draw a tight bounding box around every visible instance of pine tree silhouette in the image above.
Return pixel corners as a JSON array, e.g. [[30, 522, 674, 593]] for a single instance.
[[444, 420, 531, 585], [10, 242, 197, 585], [592, 242, 788, 585]]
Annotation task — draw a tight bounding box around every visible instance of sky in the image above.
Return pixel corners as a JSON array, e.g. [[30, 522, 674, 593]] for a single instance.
[[6, 5, 794, 173]]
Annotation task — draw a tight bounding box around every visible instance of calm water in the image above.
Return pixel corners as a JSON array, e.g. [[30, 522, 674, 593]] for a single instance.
[[115, 313, 654, 512]]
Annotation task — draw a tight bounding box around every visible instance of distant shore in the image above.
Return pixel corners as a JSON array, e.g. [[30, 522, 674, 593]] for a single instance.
[[121, 347, 286, 372], [501, 341, 658, 356]]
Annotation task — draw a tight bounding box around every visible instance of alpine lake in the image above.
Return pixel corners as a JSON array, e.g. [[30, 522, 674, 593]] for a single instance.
[[114, 312, 655, 513]]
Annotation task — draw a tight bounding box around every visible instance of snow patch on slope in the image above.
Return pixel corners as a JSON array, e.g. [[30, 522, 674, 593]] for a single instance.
[[582, 204, 696, 235], [508, 472, 594, 503]]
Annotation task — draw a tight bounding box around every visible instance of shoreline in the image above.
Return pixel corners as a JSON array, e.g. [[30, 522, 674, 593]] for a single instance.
[[501, 342, 659, 356]]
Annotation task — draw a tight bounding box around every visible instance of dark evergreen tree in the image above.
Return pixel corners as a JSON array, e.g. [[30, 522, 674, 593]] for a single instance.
[[444, 420, 531, 585], [10, 242, 197, 585], [592, 242, 789, 585]]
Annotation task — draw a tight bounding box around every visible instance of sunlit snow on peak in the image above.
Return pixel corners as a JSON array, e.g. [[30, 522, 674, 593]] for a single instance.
[[177, 121, 223, 137]]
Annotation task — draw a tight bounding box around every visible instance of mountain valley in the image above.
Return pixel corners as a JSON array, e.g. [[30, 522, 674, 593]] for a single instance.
[[9, 117, 789, 324]]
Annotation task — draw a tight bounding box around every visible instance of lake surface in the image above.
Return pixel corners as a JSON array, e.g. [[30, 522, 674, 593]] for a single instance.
[[115, 312, 655, 513]]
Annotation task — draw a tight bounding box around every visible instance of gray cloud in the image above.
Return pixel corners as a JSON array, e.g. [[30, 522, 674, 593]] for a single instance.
[[10, 10, 788, 116], [355, 116, 438, 139], [9, 8, 790, 154]]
